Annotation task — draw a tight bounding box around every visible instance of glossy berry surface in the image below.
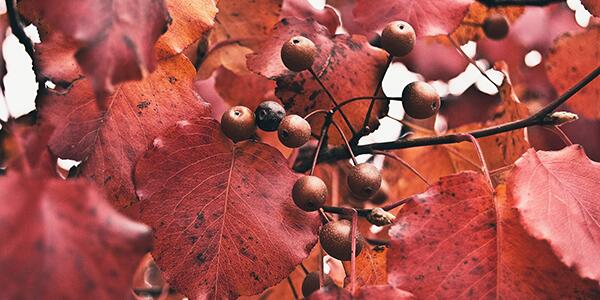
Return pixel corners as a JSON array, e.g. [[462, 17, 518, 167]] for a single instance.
[[281, 36, 317, 72], [292, 175, 328, 212], [347, 163, 382, 199], [401, 81, 441, 119], [381, 21, 416, 57], [278, 115, 311, 148], [301, 271, 334, 297], [319, 219, 363, 261], [220, 106, 256, 142], [254, 101, 286, 132], [483, 14, 510, 40]]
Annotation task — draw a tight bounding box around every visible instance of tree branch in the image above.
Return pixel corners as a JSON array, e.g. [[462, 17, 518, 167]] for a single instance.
[[477, 0, 564, 6], [5, 0, 34, 61], [294, 66, 599, 172]]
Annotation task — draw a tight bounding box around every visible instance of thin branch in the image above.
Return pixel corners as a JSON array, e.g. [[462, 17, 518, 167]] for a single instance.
[[300, 263, 309, 275], [287, 276, 299, 300], [298, 66, 600, 170], [309, 68, 356, 135], [362, 54, 394, 131], [543, 125, 573, 146], [350, 209, 358, 295], [330, 119, 358, 165], [374, 150, 431, 186], [477, 0, 564, 6], [310, 115, 332, 176], [457, 134, 493, 189], [448, 35, 499, 88], [5, 0, 34, 61]]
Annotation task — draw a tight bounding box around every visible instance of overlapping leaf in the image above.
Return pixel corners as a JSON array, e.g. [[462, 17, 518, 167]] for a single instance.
[[249, 18, 389, 143], [38, 50, 211, 211], [197, 0, 283, 78], [20, 0, 170, 95], [546, 25, 600, 119], [281, 0, 341, 35], [447, 2, 524, 45], [156, 0, 219, 58], [353, 0, 474, 37], [134, 117, 321, 299], [342, 245, 388, 288], [0, 126, 152, 300], [509, 145, 600, 283], [388, 171, 600, 298]]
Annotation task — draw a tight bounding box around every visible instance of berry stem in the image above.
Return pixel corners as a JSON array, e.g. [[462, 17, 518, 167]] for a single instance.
[[448, 35, 500, 89], [304, 109, 329, 121], [373, 150, 431, 186], [308, 68, 357, 135], [350, 209, 358, 296], [362, 54, 394, 133], [309, 115, 332, 176], [333, 96, 402, 113], [460, 21, 483, 27], [300, 263, 309, 275], [287, 276, 299, 300], [295, 65, 600, 171], [543, 125, 573, 146], [457, 134, 493, 189], [330, 119, 358, 165]]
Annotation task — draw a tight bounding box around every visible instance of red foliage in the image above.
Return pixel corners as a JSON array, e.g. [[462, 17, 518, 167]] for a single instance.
[[134, 117, 321, 299], [0, 125, 152, 300], [510, 146, 600, 283], [388, 171, 600, 298], [353, 0, 474, 37]]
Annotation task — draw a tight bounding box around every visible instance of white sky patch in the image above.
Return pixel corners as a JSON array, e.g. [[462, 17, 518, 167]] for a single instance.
[[307, 0, 325, 10], [524, 50, 542, 67], [460, 41, 477, 59]]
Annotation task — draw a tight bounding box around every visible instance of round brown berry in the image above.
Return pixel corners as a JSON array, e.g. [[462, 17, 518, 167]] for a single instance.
[[221, 106, 256, 142], [292, 175, 328, 212], [319, 219, 363, 261], [347, 163, 381, 199], [278, 115, 311, 148], [281, 36, 317, 72], [301, 271, 334, 298], [254, 101, 286, 132], [381, 21, 416, 57], [401, 81, 440, 119], [483, 14, 509, 40]]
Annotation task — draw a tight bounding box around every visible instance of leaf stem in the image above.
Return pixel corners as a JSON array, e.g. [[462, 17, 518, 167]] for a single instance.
[[457, 133, 493, 189], [448, 35, 499, 88], [350, 209, 358, 295], [374, 150, 431, 186]]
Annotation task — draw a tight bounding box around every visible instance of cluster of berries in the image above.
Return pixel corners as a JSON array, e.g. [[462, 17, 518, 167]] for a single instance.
[[219, 15, 511, 297]]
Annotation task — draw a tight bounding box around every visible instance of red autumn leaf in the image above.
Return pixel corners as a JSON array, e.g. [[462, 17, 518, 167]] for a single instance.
[[509, 145, 600, 283], [387, 171, 600, 298], [281, 0, 341, 35], [528, 118, 600, 162], [0, 173, 152, 299], [353, 285, 414, 299], [582, 0, 600, 17], [134, 117, 321, 299], [546, 25, 600, 119], [247, 18, 335, 79], [38, 51, 211, 211], [19, 0, 170, 95], [342, 245, 388, 288], [196, 0, 283, 79], [353, 0, 474, 37], [399, 38, 468, 81], [156, 0, 218, 59]]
